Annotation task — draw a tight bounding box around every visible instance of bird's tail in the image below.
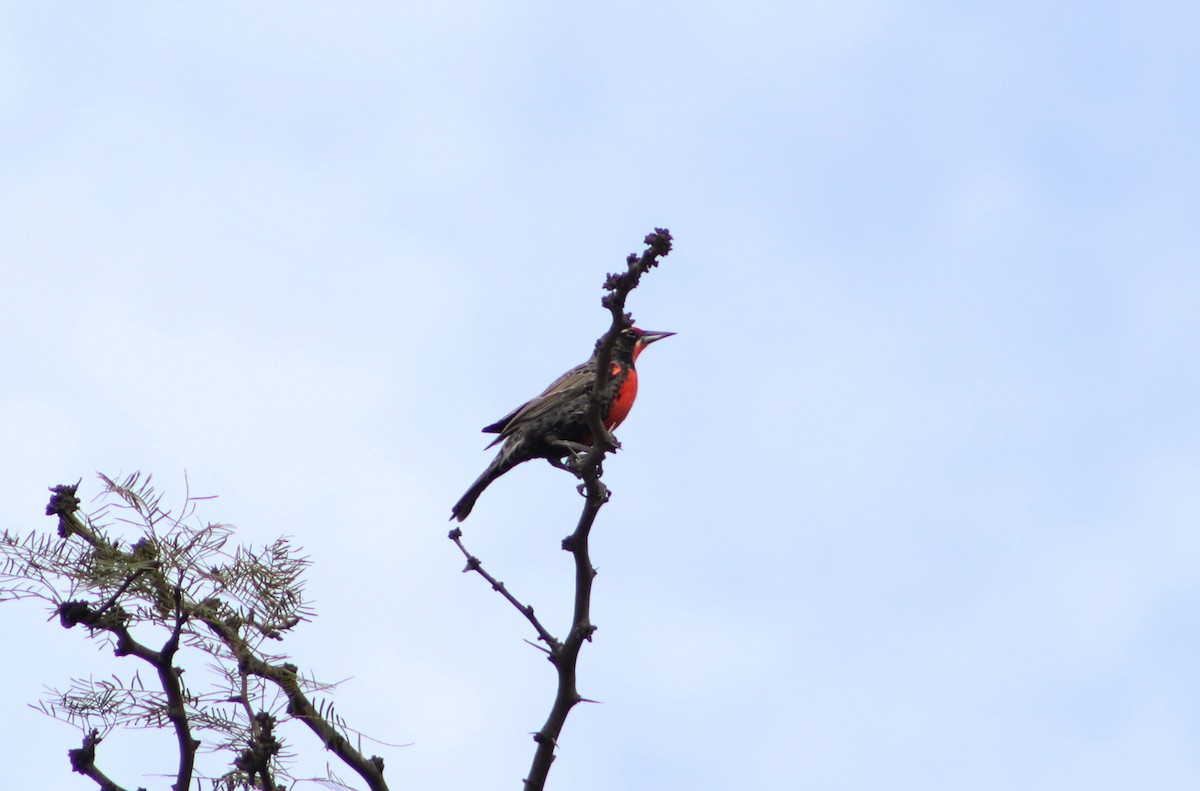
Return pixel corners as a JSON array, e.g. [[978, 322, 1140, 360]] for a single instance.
[[450, 445, 524, 522]]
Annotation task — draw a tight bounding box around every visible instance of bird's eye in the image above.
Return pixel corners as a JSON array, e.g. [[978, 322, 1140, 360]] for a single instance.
[[621, 328, 637, 337]]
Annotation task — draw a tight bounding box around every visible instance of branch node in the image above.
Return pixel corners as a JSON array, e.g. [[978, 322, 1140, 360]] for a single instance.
[[67, 728, 101, 774]]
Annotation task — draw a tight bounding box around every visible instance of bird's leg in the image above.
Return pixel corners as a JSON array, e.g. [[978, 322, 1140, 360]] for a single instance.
[[547, 456, 577, 473], [545, 437, 592, 474], [547, 437, 591, 457]]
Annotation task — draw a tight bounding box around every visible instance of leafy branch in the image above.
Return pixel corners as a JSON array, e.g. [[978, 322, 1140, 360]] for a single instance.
[[1, 473, 390, 791]]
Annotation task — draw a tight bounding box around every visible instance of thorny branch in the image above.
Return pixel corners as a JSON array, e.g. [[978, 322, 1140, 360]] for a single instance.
[[446, 229, 672, 790], [521, 228, 672, 791], [448, 528, 560, 654]]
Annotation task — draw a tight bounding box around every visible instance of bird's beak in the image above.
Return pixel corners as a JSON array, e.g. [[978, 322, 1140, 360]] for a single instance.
[[632, 330, 674, 361], [636, 330, 676, 346]]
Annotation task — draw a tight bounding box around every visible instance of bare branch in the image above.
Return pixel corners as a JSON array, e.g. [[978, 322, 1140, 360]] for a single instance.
[[524, 229, 673, 790], [448, 528, 561, 653]]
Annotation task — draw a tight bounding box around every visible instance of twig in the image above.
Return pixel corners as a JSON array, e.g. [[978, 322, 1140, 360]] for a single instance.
[[200, 618, 388, 791], [92, 568, 149, 618], [448, 528, 561, 653], [47, 483, 108, 550]]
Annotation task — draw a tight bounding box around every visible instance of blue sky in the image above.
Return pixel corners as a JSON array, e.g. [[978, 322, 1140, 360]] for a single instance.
[[3, 2, 1200, 788]]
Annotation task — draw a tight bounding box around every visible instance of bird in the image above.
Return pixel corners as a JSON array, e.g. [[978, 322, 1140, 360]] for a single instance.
[[450, 325, 674, 521]]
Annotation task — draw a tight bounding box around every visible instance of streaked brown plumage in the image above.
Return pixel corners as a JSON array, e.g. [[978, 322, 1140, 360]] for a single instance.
[[450, 326, 673, 521]]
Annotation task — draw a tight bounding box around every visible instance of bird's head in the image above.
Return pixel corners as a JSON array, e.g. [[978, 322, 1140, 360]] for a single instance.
[[619, 325, 675, 361]]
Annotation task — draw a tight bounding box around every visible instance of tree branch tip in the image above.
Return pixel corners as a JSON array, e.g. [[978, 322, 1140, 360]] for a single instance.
[[46, 481, 82, 514], [447, 527, 463, 540], [644, 227, 673, 253]]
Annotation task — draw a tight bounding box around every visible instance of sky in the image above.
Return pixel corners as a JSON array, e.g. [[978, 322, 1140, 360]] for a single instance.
[[2, 2, 1200, 788]]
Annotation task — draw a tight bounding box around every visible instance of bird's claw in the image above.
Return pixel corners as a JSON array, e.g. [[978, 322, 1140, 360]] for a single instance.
[[548, 456, 576, 473], [554, 439, 592, 457], [546, 438, 593, 472]]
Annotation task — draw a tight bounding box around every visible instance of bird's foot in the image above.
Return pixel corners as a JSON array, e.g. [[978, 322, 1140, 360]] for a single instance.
[[549, 438, 591, 457], [546, 438, 592, 473], [575, 481, 611, 502], [547, 456, 577, 473]]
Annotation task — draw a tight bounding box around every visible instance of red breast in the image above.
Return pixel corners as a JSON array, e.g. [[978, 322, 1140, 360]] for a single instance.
[[605, 363, 639, 430]]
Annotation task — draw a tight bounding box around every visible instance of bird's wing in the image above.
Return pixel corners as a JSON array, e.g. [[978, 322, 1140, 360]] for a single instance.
[[482, 360, 594, 442]]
